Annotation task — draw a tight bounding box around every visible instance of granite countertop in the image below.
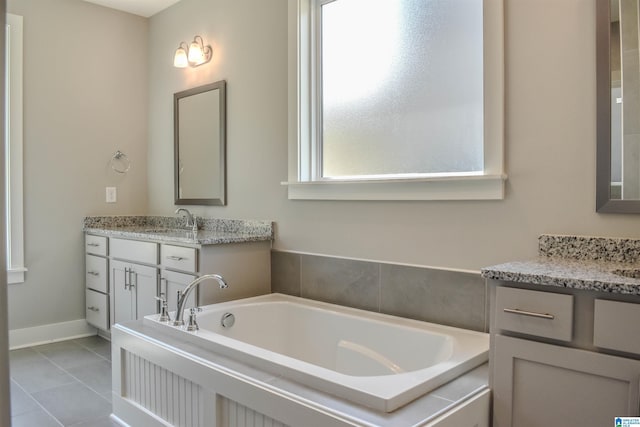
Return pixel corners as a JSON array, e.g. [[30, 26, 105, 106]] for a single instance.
[[481, 235, 640, 295], [83, 216, 273, 246]]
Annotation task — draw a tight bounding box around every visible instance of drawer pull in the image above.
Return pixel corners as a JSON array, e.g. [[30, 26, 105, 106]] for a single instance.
[[166, 256, 186, 261], [503, 308, 555, 320], [87, 271, 100, 277], [87, 306, 100, 312], [87, 243, 100, 247]]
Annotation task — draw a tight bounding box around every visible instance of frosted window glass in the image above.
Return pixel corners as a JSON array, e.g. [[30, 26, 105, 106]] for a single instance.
[[320, 0, 484, 178]]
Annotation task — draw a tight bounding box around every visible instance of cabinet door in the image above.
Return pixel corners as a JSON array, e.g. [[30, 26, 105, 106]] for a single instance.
[[112, 260, 134, 325], [131, 263, 159, 319], [493, 335, 640, 427], [112, 260, 159, 324], [161, 270, 197, 313]]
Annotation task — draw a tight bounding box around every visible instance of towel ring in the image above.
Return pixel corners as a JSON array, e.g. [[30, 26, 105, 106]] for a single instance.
[[110, 150, 131, 174]]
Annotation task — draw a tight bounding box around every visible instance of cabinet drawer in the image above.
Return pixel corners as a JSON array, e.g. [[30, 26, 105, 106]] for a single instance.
[[110, 238, 158, 265], [85, 235, 107, 256], [85, 255, 108, 293], [161, 245, 197, 273], [86, 289, 108, 330], [495, 286, 573, 342], [594, 299, 640, 355]]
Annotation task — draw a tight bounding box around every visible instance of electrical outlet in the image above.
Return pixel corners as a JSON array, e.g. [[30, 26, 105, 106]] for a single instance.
[[106, 187, 117, 203]]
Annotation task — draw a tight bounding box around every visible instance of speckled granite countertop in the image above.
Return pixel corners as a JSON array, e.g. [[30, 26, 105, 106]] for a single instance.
[[481, 235, 640, 295], [83, 216, 273, 246]]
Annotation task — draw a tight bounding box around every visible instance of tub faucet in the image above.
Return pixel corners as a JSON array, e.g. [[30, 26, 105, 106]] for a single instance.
[[175, 208, 197, 231], [172, 274, 228, 327]]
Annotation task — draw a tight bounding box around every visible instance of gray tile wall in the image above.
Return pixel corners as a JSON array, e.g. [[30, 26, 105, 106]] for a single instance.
[[271, 251, 488, 332]]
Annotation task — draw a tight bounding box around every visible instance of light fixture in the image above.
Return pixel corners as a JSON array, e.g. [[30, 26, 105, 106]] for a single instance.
[[173, 35, 212, 68]]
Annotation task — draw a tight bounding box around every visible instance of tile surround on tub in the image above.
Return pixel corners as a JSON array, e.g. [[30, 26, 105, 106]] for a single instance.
[[301, 254, 380, 312], [271, 250, 488, 332], [380, 264, 486, 332]]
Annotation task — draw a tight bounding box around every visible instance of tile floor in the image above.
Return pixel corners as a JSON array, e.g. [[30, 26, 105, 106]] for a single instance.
[[9, 335, 118, 427]]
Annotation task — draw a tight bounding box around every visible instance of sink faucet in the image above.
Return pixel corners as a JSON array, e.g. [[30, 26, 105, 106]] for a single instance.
[[172, 274, 228, 327], [175, 208, 197, 231]]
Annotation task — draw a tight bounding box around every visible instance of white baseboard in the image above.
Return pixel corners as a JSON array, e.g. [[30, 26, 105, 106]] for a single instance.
[[9, 319, 97, 350]]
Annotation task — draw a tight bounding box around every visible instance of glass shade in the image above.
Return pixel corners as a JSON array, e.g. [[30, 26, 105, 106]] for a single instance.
[[173, 47, 188, 68], [188, 42, 205, 65]]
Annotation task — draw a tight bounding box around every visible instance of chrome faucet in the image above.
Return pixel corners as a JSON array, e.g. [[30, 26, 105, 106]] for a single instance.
[[172, 274, 228, 327], [175, 208, 197, 232]]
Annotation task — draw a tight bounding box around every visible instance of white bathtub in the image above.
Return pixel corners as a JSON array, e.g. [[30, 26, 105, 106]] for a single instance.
[[144, 293, 489, 413]]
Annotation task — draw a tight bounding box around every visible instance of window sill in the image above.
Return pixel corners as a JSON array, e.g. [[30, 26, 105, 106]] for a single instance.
[[8, 267, 27, 285], [282, 174, 507, 201]]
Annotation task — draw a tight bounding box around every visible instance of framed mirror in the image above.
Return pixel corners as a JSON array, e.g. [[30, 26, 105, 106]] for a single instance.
[[174, 80, 226, 206], [596, 0, 640, 212]]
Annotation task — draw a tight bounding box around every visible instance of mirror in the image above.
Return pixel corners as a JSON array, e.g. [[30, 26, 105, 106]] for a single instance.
[[174, 80, 226, 206], [596, 0, 640, 212]]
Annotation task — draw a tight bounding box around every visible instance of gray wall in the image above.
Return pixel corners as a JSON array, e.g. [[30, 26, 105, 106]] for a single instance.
[[10, 0, 640, 332], [148, 0, 640, 275], [7, 0, 149, 330]]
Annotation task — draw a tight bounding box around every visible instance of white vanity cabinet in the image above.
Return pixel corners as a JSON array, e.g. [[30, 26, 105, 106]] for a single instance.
[[157, 241, 272, 312], [85, 235, 109, 330], [490, 285, 640, 427], [85, 231, 271, 332]]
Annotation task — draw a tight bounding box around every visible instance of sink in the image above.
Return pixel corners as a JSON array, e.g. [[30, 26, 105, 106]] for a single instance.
[[611, 269, 640, 279]]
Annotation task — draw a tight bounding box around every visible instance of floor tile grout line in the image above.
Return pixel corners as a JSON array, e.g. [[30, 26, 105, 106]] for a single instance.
[[10, 377, 65, 427], [30, 342, 114, 406], [30, 340, 111, 372], [10, 338, 114, 425]]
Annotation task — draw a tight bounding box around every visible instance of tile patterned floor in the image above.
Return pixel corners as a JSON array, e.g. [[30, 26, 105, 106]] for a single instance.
[[10, 336, 118, 427]]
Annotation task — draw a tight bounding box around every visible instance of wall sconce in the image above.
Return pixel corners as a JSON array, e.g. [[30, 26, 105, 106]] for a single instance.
[[173, 35, 212, 68]]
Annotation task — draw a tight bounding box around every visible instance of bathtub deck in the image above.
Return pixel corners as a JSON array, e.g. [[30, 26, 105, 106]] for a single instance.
[[112, 320, 489, 427]]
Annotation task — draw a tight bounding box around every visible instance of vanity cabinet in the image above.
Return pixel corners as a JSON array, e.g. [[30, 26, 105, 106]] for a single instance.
[[490, 284, 640, 427], [85, 231, 271, 333], [85, 235, 109, 330]]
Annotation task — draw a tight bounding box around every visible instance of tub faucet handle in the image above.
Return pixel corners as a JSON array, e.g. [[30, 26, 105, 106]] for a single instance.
[[186, 307, 202, 332], [155, 293, 171, 322]]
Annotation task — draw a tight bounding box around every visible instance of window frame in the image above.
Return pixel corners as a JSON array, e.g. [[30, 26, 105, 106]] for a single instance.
[[6, 13, 25, 284], [286, 0, 505, 201]]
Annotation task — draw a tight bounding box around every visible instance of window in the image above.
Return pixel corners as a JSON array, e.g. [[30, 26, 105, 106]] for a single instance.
[[6, 13, 25, 284], [286, 0, 505, 200]]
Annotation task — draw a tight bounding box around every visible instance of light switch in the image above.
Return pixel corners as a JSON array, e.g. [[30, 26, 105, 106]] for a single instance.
[[106, 187, 117, 203]]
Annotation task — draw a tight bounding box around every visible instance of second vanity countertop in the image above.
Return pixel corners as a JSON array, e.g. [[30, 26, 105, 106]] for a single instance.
[[83, 215, 273, 246], [481, 234, 640, 296]]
